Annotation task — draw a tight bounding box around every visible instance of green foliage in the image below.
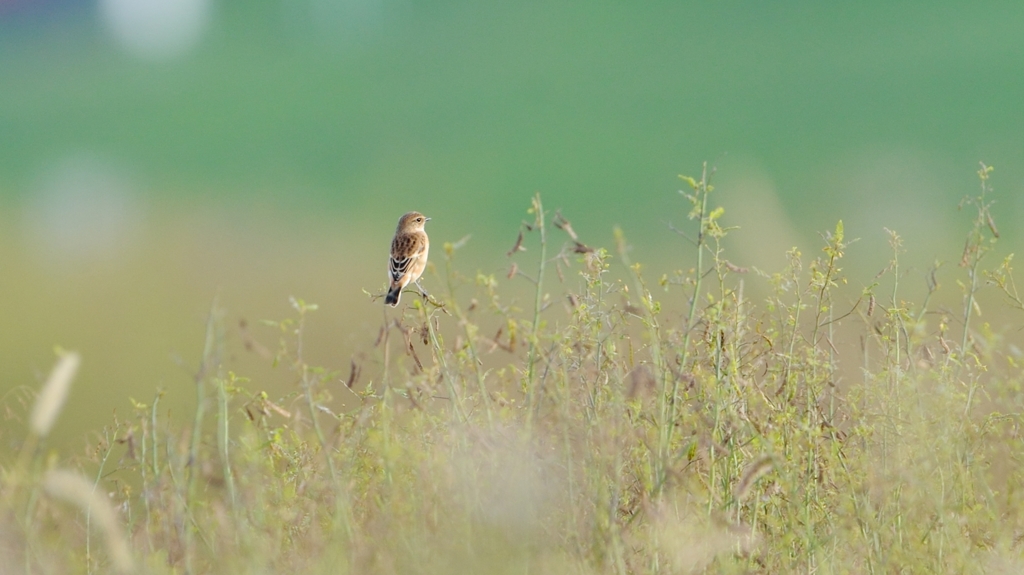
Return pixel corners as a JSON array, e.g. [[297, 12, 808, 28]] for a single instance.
[[6, 164, 1024, 574]]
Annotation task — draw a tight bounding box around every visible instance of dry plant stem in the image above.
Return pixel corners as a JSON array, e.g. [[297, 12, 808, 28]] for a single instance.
[[782, 279, 804, 393], [185, 302, 222, 574], [443, 249, 493, 425], [810, 222, 842, 361], [913, 263, 941, 325], [955, 163, 996, 375], [826, 292, 836, 419], [607, 426, 629, 575], [707, 224, 734, 522], [886, 237, 917, 376], [960, 247, 981, 370], [22, 451, 44, 575], [888, 237, 904, 434], [216, 377, 237, 511], [293, 301, 340, 480], [301, 374, 337, 484], [167, 440, 210, 575], [150, 391, 161, 483], [381, 309, 392, 391], [296, 299, 355, 543], [139, 391, 162, 555], [890, 246, 906, 373], [86, 428, 117, 575], [588, 272, 612, 422], [804, 226, 845, 564], [526, 193, 547, 431], [136, 407, 151, 554], [4, 431, 38, 511], [189, 304, 221, 476], [461, 315, 492, 425], [380, 385, 395, 487], [142, 389, 163, 555], [420, 302, 467, 423], [679, 163, 710, 497], [616, 230, 667, 493], [680, 162, 711, 367]]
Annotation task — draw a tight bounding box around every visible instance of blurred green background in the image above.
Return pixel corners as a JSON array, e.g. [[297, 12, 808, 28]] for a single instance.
[[3, 0, 1024, 450]]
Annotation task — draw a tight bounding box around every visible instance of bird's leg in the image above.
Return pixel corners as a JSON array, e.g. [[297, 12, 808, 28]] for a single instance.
[[414, 279, 429, 298]]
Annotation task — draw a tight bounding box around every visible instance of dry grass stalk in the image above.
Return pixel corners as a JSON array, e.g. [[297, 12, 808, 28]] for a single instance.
[[42, 469, 135, 574], [733, 454, 776, 503], [29, 351, 80, 438]]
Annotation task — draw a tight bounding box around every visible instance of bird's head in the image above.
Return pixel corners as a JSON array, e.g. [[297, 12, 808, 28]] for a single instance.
[[397, 211, 430, 233]]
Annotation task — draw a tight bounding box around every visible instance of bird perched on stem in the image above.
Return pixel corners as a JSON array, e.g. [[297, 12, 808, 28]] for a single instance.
[[385, 211, 430, 306]]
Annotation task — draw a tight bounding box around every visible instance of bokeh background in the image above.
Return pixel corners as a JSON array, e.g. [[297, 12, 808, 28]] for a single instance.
[[3, 0, 1024, 450]]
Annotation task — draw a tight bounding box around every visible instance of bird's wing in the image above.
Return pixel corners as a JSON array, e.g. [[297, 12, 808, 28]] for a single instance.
[[389, 234, 425, 283]]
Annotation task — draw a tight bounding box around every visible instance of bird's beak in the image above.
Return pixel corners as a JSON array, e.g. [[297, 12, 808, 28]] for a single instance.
[[425, 217, 431, 221]]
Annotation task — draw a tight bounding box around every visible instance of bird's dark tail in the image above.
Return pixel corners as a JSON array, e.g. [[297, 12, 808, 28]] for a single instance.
[[384, 285, 401, 306]]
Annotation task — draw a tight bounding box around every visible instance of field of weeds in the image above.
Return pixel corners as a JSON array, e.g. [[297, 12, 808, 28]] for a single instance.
[[5, 163, 1024, 574]]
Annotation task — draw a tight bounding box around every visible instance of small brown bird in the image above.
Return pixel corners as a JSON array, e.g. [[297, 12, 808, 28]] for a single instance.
[[385, 211, 430, 306]]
